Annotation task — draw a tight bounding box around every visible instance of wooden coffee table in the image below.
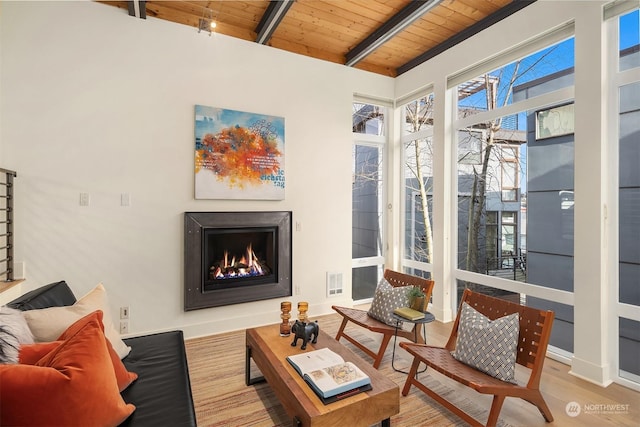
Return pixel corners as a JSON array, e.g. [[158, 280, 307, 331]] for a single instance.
[[246, 324, 399, 427]]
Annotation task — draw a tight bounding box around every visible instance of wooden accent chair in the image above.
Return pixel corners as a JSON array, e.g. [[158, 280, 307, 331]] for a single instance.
[[332, 269, 435, 369], [400, 289, 555, 427]]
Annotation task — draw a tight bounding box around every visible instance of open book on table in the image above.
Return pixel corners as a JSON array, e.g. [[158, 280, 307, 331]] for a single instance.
[[286, 348, 371, 400]]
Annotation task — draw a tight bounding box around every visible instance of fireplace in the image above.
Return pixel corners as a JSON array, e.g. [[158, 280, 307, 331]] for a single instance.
[[184, 211, 292, 310]]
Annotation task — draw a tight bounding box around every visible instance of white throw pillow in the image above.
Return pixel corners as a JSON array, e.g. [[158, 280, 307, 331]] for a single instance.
[[0, 306, 34, 344], [0, 306, 35, 364], [23, 283, 131, 359]]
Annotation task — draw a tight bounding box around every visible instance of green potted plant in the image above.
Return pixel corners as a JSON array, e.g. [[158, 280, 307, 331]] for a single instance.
[[406, 286, 426, 311]]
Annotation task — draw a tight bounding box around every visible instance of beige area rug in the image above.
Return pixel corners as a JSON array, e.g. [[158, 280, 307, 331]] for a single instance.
[[185, 313, 514, 427]]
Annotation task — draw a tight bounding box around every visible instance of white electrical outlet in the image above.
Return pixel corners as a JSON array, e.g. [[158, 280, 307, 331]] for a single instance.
[[13, 261, 25, 279], [120, 321, 129, 334], [120, 306, 129, 319]]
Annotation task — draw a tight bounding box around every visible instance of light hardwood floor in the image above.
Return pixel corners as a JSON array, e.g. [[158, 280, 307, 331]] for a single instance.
[[186, 308, 640, 426]]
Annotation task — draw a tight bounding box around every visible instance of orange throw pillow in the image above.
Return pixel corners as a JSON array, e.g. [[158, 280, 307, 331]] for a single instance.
[[57, 310, 138, 391], [0, 311, 135, 426], [18, 311, 138, 391], [18, 341, 61, 364]]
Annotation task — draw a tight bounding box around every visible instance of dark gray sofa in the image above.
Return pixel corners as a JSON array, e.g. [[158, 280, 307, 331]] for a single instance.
[[7, 280, 197, 427]]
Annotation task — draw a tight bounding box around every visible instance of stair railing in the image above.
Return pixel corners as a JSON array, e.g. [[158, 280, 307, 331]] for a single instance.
[[0, 168, 17, 282]]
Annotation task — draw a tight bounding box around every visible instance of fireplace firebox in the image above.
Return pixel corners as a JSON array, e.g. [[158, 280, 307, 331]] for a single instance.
[[184, 211, 292, 310], [204, 227, 275, 287]]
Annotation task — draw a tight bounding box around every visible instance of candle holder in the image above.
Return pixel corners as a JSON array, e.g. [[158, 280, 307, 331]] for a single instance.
[[280, 301, 292, 336], [297, 301, 308, 323]]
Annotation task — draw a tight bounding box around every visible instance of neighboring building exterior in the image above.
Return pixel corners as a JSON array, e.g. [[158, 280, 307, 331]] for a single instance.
[[514, 42, 640, 375]]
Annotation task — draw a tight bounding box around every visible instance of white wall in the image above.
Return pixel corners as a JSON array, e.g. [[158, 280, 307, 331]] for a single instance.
[[0, 1, 394, 338]]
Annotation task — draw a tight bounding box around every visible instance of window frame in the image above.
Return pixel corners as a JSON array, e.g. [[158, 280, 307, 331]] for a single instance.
[[351, 98, 390, 303]]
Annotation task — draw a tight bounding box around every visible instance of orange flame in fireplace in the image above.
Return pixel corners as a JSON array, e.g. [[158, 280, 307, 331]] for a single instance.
[[211, 243, 266, 279]]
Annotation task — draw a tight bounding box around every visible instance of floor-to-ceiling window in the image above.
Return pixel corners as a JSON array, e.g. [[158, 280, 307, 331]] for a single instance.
[[452, 31, 576, 354], [401, 91, 435, 279], [610, 4, 640, 389], [352, 99, 388, 301], [354, 2, 637, 390]]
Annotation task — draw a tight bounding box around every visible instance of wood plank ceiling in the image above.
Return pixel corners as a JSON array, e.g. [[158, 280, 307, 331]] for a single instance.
[[98, 0, 535, 77]]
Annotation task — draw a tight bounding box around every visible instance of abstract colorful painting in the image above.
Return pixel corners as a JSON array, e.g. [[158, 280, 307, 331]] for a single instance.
[[194, 105, 285, 200]]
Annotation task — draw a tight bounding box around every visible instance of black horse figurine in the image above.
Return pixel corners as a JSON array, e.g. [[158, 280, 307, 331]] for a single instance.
[[290, 320, 319, 350]]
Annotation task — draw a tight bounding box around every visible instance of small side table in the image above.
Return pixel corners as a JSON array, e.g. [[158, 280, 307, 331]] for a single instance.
[[391, 311, 435, 374]]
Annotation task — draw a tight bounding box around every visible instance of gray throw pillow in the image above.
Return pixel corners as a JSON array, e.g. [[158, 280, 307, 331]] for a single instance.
[[451, 302, 519, 383], [367, 278, 407, 327]]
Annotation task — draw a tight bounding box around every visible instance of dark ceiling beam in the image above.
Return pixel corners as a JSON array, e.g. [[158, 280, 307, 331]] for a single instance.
[[396, 0, 536, 76], [345, 0, 442, 67], [127, 0, 146, 19], [256, 0, 295, 45]]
